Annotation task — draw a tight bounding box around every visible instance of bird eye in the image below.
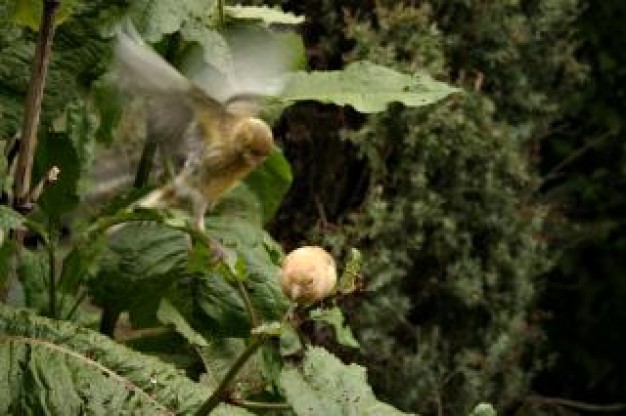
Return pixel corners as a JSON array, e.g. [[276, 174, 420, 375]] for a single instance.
[[250, 148, 266, 158]]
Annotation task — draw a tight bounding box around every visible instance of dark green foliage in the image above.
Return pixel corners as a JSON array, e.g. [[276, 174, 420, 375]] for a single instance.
[[0, 0, 114, 141], [533, 1, 626, 408], [337, 2, 586, 413], [337, 95, 546, 413]]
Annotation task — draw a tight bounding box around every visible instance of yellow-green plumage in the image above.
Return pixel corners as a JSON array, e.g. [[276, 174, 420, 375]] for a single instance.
[[114, 26, 275, 230]]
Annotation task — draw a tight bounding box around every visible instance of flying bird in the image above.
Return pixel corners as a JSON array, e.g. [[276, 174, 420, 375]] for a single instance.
[[113, 24, 291, 230]]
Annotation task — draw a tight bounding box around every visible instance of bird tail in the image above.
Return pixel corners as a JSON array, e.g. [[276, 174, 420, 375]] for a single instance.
[[114, 22, 191, 96]]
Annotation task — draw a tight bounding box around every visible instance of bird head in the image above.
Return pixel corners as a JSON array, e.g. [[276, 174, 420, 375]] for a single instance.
[[235, 117, 274, 167]]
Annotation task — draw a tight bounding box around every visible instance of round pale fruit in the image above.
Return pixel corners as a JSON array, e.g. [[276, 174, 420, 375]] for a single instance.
[[280, 246, 337, 304]]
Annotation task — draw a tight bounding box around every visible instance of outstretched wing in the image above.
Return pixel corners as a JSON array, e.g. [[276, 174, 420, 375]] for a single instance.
[[187, 26, 296, 115], [115, 23, 227, 171]]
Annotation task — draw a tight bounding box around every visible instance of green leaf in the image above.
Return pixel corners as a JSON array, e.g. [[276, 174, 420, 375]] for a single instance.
[[0, 2, 112, 140], [93, 75, 124, 144], [225, 5, 305, 26], [337, 247, 363, 295], [197, 337, 266, 397], [280, 346, 414, 416], [157, 298, 208, 347], [129, 0, 215, 42], [57, 240, 106, 296], [0, 304, 254, 415], [180, 20, 232, 70], [281, 60, 460, 113], [0, 241, 15, 293], [309, 307, 360, 348], [469, 403, 497, 416], [11, 0, 81, 30], [158, 186, 289, 338], [244, 148, 293, 224], [279, 324, 302, 357], [88, 224, 189, 327], [0, 150, 9, 196], [205, 200, 290, 324], [0, 205, 26, 233], [16, 248, 49, 313], [198, 337, 244, 387], [171, 267, 250, 337]]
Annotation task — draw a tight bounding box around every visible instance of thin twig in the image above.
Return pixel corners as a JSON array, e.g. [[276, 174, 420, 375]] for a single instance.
[[541, 131, 612, 186], [13, 0, 60, 207]]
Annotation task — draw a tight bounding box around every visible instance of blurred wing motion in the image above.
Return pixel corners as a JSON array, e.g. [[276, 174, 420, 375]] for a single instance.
[[113, 24, 281, 230]]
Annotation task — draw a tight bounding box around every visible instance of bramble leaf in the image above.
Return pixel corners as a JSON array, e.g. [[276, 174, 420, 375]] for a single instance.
[[282, 60, 460, 113], [280, 347, 415, 415], [309, 307, 360, 348], [129, 0, 215, 42], [0, 304, 254, 415], [0, 206, 25, 233]]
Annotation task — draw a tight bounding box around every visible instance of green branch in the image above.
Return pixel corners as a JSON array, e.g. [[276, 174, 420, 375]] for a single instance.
[[236, 280, 259, 328], [228, 398, 291, 411], [216, 0, 226, 29], [47, 219, 57, 318], [194, 335, 267, 415]]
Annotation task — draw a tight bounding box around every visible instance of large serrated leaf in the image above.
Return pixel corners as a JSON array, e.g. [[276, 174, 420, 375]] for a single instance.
[[0, 305, 255, 415], [206, 188, 290, 322], [154, 185, 289, 338], [157, 298, 208, 347], [129, 0, 215, 42], [281, 60, 460, 113], [16, 248, 49, 314], [225, 5, 305, 26], [280, 346, 415, 416], [88, 224, 189, 327]]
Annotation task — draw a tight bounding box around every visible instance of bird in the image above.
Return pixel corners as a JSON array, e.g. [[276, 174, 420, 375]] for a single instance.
[[113, 24, 286, 230]]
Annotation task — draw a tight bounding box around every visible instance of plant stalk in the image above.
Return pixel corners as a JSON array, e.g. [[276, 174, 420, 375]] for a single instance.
[[13, 0, 60, 207], [236, 280, 259, 328], [99, 308, 121, 337], [47, 219, 57, 318], [194, 335, 267, 415], [133, 140, 157, 188], [217, 0, 226, 29], [64, 290, 88, 320], [228, 398, 291, 410]]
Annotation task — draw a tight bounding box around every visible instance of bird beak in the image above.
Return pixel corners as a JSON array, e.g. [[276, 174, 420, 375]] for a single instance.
[[245, 152, 267, 166]]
